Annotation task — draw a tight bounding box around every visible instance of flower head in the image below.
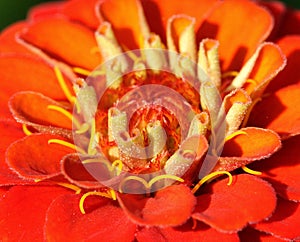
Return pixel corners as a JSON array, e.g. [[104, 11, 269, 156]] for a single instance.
[[0, 0, 300, 241]]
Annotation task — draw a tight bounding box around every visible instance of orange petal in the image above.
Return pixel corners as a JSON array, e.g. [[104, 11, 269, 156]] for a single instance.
[[0, 22, 32, 55], [198, 0, 273, 71], [20, 17, 102, 70], [99, 0, 149, 49], [141, 0, 219, 43], [62, 0, 100, 29], [192, 174, 277, 232], [243, 42, 286, 99], [9, 91, 73, 130], [267, 36, 300, 93], [215, 127, 281, 171], [248, 84, 300, 138]]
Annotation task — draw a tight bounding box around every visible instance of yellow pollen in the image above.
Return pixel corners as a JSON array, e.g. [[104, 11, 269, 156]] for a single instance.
[[22, 124, 32, 136], [47, 105, 81, 129], [242, 165, 262, 175], [242, 97, 262, 127], [222, 71, 239, 78], [79, 190, 116, 214], [56, 182, 82, 194], [225, 130, 248, 142], [73, 67, 91, 76], [48, 139, 86, 154], [192, 171, 233, 194], [148, 174, 184, 188], [54, 66, 76, 105]]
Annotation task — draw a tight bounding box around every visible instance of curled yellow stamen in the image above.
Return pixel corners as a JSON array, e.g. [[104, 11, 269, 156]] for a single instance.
[[242, 97, 262, 127], [75, 123, 90, 134], [73, 67, 91, 76], [54, 66, 76, 105], [79, 190, 116, 214], [242, 165, 262, 176], [225, 130, 248, 142], [121, 44, 141, 62], [119, 176, 149, 193], [48, 139, 86, 154], [148, 174, 184, 188], [22, 124, 32, 136], [47, 105, 81, 129], [56, 182, 82, 194], [192, 171, 233, 194], [222, 71, 239, 78]]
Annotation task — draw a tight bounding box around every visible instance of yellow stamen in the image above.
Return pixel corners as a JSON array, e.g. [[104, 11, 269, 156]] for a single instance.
[[242, 97, 262, 127], [47, 105, 81, 129], [245, 78, 257, 86], [225, 130, 248, 142], [73, 67, 91, 76], [148, 174, 184, 188], [121, 44, 140, 62], [108, 189, 117, 200], [242, 165, 262, 175], [79, 190, 115, 214], [54, 66, 76, 105], [87, 119, 99, 155], [119, 176, 149, 193], [192, 171, 233, 194], [222, 71, 239, 78], [22, 124, 32, 136], [56, 182, 82, 194], [48, 139, 86, 154], [111, 159, 123, 175], [75, 123, 90, 134]]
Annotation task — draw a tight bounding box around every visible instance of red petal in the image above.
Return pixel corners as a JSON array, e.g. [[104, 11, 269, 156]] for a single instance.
[[137, 221, 239, 242], [248, 84, 300, 138], [192, 174, 277, 232], [280, 9, 300, 36], [9, 91, 73, 130], [0, 53, 73, 117], [6, 133, 74, 180], [62, 0, 100, 29], [118, 184, 196, 226], [20, 17, 102, 70], [267, 36, 300, 93], [0, 186, 71, 241], [141, 0, 219, 44], [215, 127, 281, 171], [0, 22, 32, 55], [198, 0, 273, 71], [28, 2, 64, 21], [250, 135, 300, 201], [239, 226, 284, 242], [45, 194, 136, 241], [253, 197, 300, 240], [261, 1, 286, 40], [0, 119, 30, 185]]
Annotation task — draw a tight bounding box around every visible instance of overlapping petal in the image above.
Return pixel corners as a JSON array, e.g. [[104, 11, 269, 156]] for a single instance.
[[118, 184, 196, 226], [192, 174, 277, 232], [0, 186, 71, 241], [250, 135, 300, 201], [197, 0, 273, 71], [215, 127, 281, 171], [248, 84, 300, 138], [45, 194, 136, 241], [6, 134, 74, 180], [19, 17, 102, 70]]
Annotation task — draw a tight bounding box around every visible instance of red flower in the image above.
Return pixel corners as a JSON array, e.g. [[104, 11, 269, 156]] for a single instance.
[[0, 0, 300, 241]]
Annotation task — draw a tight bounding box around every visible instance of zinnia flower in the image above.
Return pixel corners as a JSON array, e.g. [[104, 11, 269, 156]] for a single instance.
[[0, 0, 300, 241]]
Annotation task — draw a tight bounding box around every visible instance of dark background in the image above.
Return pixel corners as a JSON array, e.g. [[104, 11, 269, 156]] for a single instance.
[[0, 0, 299, 31]]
